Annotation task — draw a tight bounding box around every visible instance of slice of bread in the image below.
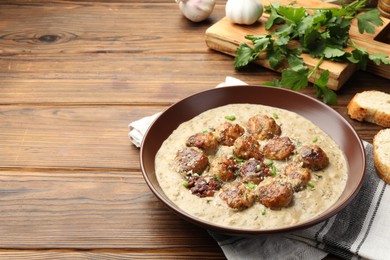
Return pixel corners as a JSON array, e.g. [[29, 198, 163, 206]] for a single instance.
[[373, 128, 390, 185], [347, 90, 390, 127]]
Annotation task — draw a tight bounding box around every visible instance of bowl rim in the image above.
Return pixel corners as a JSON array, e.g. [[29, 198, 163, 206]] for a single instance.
[[140, 85, 366, 235]]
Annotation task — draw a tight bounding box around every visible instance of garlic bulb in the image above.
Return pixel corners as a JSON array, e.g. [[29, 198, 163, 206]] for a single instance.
[[176, 0, 216, 22], [225, 0, 263, 25]]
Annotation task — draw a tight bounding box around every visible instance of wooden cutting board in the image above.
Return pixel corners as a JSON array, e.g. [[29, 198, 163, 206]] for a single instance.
[[205, 0, 390, 90]]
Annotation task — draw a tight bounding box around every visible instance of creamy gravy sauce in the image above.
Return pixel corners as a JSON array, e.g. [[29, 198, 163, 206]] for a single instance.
[[155, 104, 348, 230]]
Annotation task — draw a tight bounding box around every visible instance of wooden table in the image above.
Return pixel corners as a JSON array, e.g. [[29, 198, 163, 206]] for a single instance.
[[0, 1, 388, 259]]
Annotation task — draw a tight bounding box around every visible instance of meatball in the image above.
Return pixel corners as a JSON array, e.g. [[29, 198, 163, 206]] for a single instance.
[[219, 182, 256, 210], [298, 145, 329, 171], [233, 135, 263, 160], [175, 147, 209, 175], [239, 158, 271, 184], [256, 177, 293, 208], [186, 175, 222, 198], [186, 131, 218, 155], [215, 122, 245, 146], [247, 114, 281, 140], [209, 156, 239, 182], [263, 136, 295, 160], [282, 163, 311, 191]]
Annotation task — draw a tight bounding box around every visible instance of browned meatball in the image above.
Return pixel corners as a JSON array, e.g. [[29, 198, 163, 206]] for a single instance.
[[233, 135, 263, 160], [298, 145, 329, 171], [219, 182, 256, 210], [256, 178, 293, 208], [282, 163, 311, 191], [215, 122, 245, 146], [186, 132, 218, 155], [263, 136, 295, 160], [175, 147, 209, 175], [209, 156, 239, 182], [239, 158, 271, 184], [247, 114, 281, 140], [186, 175, 222, 198]]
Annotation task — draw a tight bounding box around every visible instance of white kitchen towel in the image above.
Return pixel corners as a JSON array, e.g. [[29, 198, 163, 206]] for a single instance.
[[128, 77, 390, 260]]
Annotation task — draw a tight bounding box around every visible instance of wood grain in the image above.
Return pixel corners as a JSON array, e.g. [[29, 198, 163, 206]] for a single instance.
[[0, 53, 279, 104], [0, 170, 222, 255], [0, 3, 225, 54]]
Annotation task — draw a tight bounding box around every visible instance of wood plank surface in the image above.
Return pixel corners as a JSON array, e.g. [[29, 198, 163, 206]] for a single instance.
[[0, 3, 225, 54], [0, 170, 220, 248], [0, 53, 388, 105], [0, 53, 279, 104], [0, 0, 388, 259]]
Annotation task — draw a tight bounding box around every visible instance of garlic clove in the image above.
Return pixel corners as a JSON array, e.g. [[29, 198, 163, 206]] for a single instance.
[[176, 0, 216, 22], [225, 0, 263, 25]]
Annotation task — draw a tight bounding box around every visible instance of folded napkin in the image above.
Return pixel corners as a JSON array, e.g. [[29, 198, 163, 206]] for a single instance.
[[128, 77, 390, 260]]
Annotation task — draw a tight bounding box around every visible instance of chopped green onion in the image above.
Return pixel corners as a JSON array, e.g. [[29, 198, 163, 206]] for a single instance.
[[225, 115, 236, 121], [273, 113, 279, 119], [270, 164, 277, 176], [183, 181, 190, 188], [264, 160, 273, 166], [246, 182, 256, 189], [312, 137, 318, 143], [307, 182, 315, 189], [235, 157, 247, 163], [261, 208, 266, 215], [256, 164, 261, 171]]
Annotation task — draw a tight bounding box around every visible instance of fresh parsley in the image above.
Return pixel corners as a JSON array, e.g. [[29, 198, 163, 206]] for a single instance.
[[234, 0, 390, 104]]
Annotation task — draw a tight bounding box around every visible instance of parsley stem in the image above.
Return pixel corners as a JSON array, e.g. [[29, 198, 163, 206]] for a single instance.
[[307, 56, 324, 80]]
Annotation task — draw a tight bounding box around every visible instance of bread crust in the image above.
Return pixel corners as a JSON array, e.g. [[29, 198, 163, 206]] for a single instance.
[[347, 94, 367, 122], [373, 129, 390, 185], [347, 91, 390, 127]]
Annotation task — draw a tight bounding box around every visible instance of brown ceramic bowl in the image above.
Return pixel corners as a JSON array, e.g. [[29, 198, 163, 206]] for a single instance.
[[140, 85, 365, 235]]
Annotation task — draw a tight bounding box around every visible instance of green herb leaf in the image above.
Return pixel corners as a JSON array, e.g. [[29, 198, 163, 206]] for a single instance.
[[323, 47, 346, 59], [265, 3, 284, 30], [233, 0, 387, 105], [368, 53, 390, 65], [314, 70, 338, 105], [280, 65, 309, 90], [263, 79, 283, 87], [347, 48, 369, 70], [314, 69, 329, 88], [278, 6, 306, 25], [234, 44, 258, 69], [357, 9, 383, 34]]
